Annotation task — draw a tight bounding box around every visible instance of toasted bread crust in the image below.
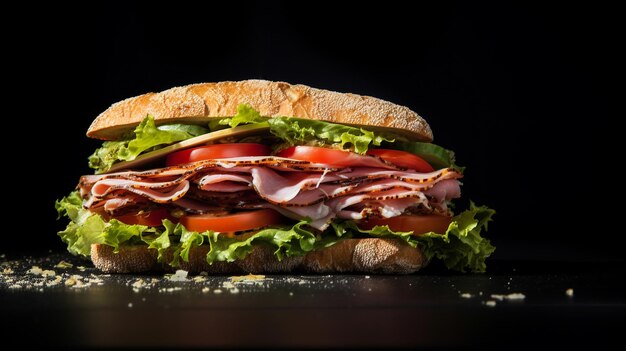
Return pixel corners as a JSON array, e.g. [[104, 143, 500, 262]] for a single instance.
[[90, 238, 426, 274], [87, 80, 433, 142]]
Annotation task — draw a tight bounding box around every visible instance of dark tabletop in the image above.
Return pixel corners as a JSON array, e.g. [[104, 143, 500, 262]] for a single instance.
[[1, 253, 624, 349]]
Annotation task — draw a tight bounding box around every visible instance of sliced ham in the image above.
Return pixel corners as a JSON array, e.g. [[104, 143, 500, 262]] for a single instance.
[[198, 182, 252, 192], [197, 173, 252, 192], [423, 179, 461, 202], [337, 197, 427, 220], [334, 167, 461, 184], [250, 167, 342, 203], [197, 173, 252, 187], [79, 154, 464, 230], [91, 180, 190, 203], [103, 196, 148, 214]]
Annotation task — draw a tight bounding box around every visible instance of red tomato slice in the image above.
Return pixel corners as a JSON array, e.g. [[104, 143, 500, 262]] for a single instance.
[[115, 208, 172, 227], [276, 146, 392, 168], [276, 146, 350, 165], [180, 209, 283, 233], [166, 143, 271, 166], [366, 149, 434, 172], [360, 215, 452, 235]]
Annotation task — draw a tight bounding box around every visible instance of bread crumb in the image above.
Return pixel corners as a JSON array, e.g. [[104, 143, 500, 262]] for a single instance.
[[213, 289, 223, 294], [47, 276, 63, 286], [505, 293, 526, 300], [230, 274, 265, 283], [202, 287, 210, 293], [491, 293, 525, 301], [192, 276, 206, 283], [491, 294, 504, 301], [41, 270, 56, 278], [128, 303, 133, 308], [167, 270, 189, 281], [289, 292, 294, 296], [566, 288, 574, 297], [88, 277, 104, 285], [65, 278, 77, 286], [484, 300, 497, 307], [460, 293, 473, 299], [27, 266, 43, 275], [132, 279, 146, 292], [77, 266, 87, 272], [54, 261, 73, 269], [72, 280, 90, 289], [1, 267, 13, 275], [230, 288, 240, 294]]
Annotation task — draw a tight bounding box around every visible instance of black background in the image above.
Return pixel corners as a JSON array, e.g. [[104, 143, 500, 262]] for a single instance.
[[4, 1, 621, 261]]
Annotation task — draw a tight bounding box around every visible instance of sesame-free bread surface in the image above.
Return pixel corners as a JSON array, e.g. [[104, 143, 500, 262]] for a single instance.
[[90, 238, 426, 274], [87, 80, 433, 142]]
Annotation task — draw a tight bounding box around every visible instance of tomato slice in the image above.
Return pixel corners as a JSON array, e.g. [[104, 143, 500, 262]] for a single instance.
[[180, 209, 283, 233], [115, 208, 172, 227], [360, 215, 452, 235], [276, 146, 348, 165], [166, 143, 271, 166], [276, 145, 394, 168], [366, 149, 434, 172]]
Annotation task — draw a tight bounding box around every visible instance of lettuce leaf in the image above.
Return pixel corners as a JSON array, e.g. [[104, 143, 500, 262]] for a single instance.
[[206, 220, 317, 263], [88, 116, 208, 173], [329, 203, 495, 272], [391, 141, 462, 171], [415, 203, 495, 272], [344, 204, 496, 273], [268, 117, 394, 154], [56, 189, 494, 273], [212, 104, 394, 154], [55, 191, 154, 256], [218, 104, 267, 128]]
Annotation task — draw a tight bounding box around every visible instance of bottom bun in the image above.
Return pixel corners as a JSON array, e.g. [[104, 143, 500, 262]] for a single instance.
[[91, 238, 427, 274]]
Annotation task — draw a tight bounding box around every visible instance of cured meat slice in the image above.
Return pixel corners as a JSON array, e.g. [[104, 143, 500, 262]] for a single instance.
[[250, 167, 341, 203], [423, 179, 461, 203], [197, 173, 252, 192]]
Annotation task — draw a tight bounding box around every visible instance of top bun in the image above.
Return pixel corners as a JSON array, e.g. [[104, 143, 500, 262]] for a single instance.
[[87, 80, 433, 142]]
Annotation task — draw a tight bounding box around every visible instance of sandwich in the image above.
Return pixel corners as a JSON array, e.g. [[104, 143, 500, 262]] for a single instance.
[[55, 80, 495, 274]]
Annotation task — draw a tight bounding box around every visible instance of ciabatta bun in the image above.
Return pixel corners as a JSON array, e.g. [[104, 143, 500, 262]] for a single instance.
[[91, 238, 427, 274], [87, 80, 433, 142]]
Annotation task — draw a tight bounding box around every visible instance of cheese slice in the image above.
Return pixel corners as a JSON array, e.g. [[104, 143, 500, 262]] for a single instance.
[[106, 123, 270, 173]]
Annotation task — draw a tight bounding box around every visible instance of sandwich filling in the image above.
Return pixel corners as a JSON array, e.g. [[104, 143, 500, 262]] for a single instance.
[[57, 105, 495, 272]]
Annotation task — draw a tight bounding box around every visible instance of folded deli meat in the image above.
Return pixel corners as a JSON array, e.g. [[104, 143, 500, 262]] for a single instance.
[[56, 80, 495, 273], [80, 158, 461, 230]]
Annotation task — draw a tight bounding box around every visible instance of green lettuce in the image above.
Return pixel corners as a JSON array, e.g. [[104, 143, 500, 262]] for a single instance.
[[57, 190, 494, 272], [217, 104, 267, 128], [215, 104, 393, 154], [391, 141, 461, 171], [328, 203, 495, 272], [268, 117, 394, 154], [55, 191, 154, 256], [88, 116, 208, 173], [206, 220, 317, 263], [415, 203, 495, 272]]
